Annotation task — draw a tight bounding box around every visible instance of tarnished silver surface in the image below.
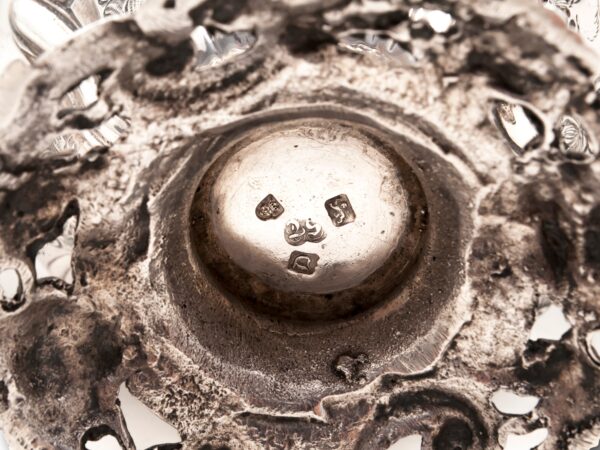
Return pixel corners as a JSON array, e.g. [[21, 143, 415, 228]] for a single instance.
[[0, 0, 600, 449]]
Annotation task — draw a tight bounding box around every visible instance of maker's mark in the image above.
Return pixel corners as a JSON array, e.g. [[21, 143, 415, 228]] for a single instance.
[[325, 194, 356, 227], [287, 251, 320, 275], [256, 194, 284, 221]]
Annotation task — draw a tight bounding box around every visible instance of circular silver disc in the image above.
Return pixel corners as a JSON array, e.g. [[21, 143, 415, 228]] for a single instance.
[[210, 125, 409, 294], [192, 117, 427, 321]]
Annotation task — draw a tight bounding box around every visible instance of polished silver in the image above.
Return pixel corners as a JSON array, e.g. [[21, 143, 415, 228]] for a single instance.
[[9, 0, 139, 59], [0, 269, 23, 312], [557, 114, 599, 162], [33, 214, 77, 288], [190, 26, 256, 69], [8, 0, 136, 158], [205, 122, 409, 294], [338, 29, 418, 66], [492, 100, 543, 155], [9, 0, 101, 62]]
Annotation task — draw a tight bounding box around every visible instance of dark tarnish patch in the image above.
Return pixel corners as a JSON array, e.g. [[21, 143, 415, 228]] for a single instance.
[[199, 58, 266, 97], [465, 50, 546, 96], [280, 18, 336, 54], [558, 161, 590, 184], [464, 19, 553, 96], [540, 217, 572, 283], [517, 342, 574, 385], [374, 390, 482, 424], [188, 0, 247, 24], [584, 204, 600, 269], [372, 10, 409, 29], [0, 176, 66, 246], [124, 196, 151, 263], [0, 380, 9, 412], [11, 301, 124, 401], [211, 0, 246, 22], [146, 40, 194, 77], [515, 189, 575, 283], [432, 418, 474, 450], [367, 390, 488, 447], [15, 333, 70, 398], [188, 0, 248, 25], [329, 7, 409, 31], [585, 228, 600, 268], [77, 319, 124, 378], [62, 114, 101, 131]]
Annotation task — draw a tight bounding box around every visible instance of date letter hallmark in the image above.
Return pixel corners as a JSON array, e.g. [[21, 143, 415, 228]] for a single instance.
[[287, 251, 320, 275], [256, 194, 284, 221], [284, 219, 326, 246], [325, 194, 356, 227]]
